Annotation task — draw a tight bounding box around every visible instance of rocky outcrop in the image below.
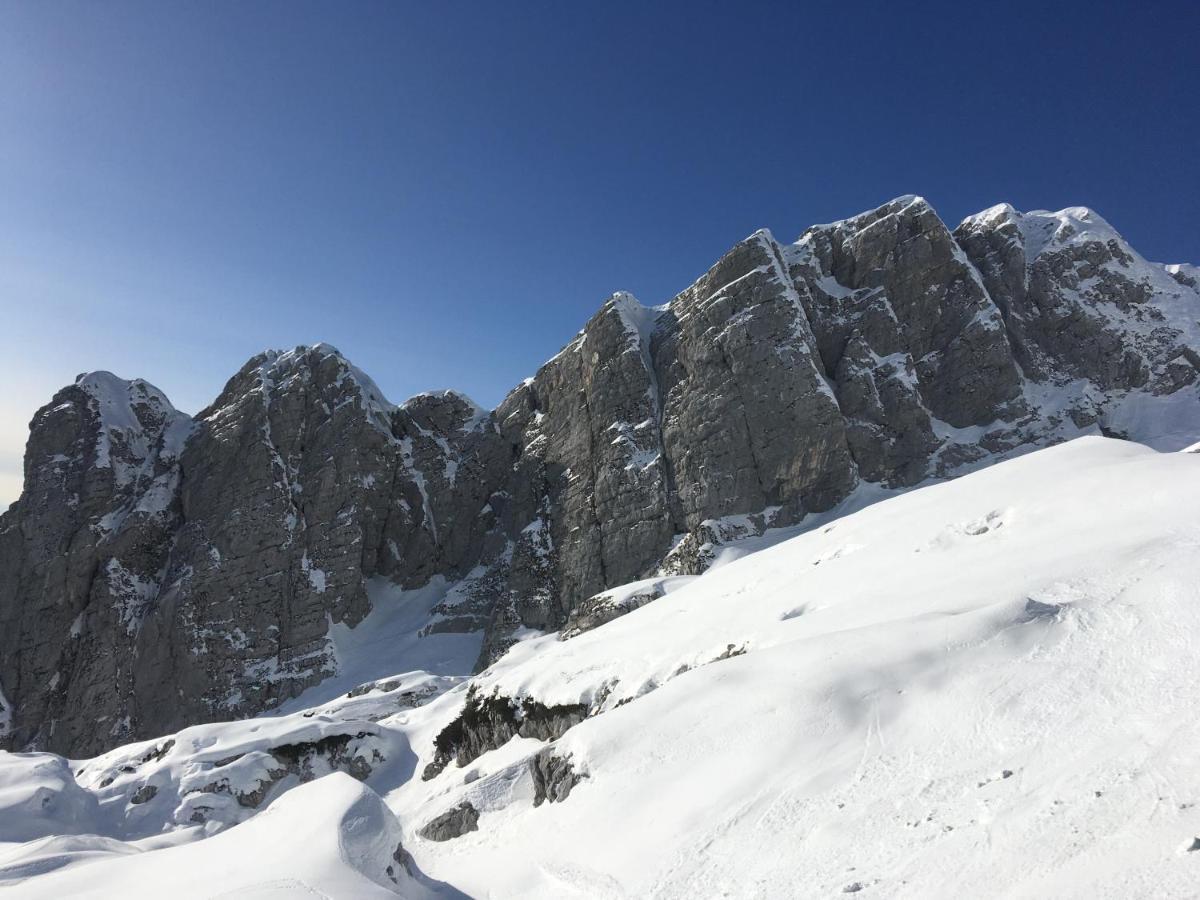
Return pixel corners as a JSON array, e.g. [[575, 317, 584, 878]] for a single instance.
[[422, 688, 587, 780], [560, 579, 667, 640], [418, 801, 480, 842], [529, 749, 585, 806], [787, 196, 1025, 485], [2, 197, 1196, 756]]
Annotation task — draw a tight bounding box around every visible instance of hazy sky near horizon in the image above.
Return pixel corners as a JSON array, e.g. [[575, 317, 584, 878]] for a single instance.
[[1, 0, 1197, 509]]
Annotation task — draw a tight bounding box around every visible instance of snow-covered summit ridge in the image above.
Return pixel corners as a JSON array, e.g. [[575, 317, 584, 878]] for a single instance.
[[960, 202, 1198, 275], [71, 370, 194, 479], [967, 203, 1122, 257]]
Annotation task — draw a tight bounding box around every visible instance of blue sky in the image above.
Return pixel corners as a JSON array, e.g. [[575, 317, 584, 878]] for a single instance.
[[1, 1, 1197, 507]]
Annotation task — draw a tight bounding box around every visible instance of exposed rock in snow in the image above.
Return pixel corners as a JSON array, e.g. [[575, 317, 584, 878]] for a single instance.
[[419, 801, 480, 841]]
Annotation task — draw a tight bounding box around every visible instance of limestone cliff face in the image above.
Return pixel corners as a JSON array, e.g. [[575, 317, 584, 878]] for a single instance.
[[2, 197, 1197, 755]]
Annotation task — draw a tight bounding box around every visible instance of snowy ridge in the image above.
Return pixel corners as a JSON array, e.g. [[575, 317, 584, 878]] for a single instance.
[[75, 372, 193, 486], [72, 372, 194, 537]]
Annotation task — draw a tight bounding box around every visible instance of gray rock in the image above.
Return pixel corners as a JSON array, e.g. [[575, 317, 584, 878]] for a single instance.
[[422, 688, 587, 781], [129, 784, 158, 805], [530, 749, 585, 806], [954, 204, 1198, 398], [788, 196, 1024, 486], [418, 802, 480, 842], [561, 581, 666, 640]]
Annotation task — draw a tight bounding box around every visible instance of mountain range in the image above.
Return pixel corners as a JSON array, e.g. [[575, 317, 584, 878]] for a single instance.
[[1, 195, 1197, 762]]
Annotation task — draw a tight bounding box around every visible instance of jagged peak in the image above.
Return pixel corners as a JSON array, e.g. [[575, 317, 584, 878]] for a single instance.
[[747, 226, 778, 246], [200, 343, 398, 438], [665, 228, 789, 310], [255, 342, 354, 380], [803, 194, 934, 236]]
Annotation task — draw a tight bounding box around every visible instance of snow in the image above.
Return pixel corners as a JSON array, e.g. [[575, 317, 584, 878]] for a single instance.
[[279, 576, 481, 714], [1102, 388, 1200, 451], [396, 437, 1200, 898], [301, 553, 328, 594], [76, 372, 154, 476], [399, 437, 438, 541], [4, 437, 1200, 897], [6, 774, 443, 898], [0, 753, 100, 844], [72, 372, 195, 538], [1011, 205, 1124, 259], [76, 372, 194, 476], [104, 559, 159, 634], [1163, 262, 1200, 289]]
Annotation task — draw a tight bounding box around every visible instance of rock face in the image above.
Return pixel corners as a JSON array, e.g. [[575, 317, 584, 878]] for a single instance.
[[2, 197, 1197, 755]]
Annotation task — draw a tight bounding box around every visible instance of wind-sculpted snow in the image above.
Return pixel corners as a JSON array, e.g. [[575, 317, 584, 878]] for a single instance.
[[6, 774, 444, 899], [1, 197, 1197, 761]]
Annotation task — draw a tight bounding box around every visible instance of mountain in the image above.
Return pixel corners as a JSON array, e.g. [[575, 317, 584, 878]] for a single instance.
[[3, 436, 1199, 897], [1, 196, 1197, 758]]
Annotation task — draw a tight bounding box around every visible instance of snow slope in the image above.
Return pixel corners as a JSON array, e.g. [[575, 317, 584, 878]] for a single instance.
[[3, 436, 1200, 898]]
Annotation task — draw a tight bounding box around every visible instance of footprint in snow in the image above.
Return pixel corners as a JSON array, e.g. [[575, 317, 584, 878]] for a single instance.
[[811, 543, 864, 567], [924, 509, 1012, 551], [962, 509, 1008, 536]]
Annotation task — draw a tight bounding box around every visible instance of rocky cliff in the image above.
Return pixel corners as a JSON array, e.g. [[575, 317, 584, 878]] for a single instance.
[[2, 196, 1196, 755]]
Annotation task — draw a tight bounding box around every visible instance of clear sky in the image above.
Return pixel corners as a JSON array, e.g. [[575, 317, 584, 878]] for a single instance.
[[1, 0, 1197, 509]]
